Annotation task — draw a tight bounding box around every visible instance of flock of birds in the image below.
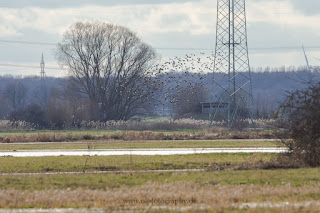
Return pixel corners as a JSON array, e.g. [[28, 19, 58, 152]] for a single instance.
[[141, 52, 218, 112], [120, 50, 254, 116]]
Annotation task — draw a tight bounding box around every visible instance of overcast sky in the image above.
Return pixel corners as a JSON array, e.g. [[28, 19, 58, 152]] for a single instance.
[[0, 0, 319, 77]]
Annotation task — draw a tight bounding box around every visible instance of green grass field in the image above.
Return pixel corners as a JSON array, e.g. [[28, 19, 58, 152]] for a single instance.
[[0, 152, 319, 211], [1, 168, 319, 190], [0, 153, 274, 173], [0, 139, 282, 150], [0, 129, 318, 212]]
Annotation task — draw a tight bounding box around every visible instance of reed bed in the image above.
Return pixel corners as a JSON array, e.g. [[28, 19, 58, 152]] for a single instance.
[[0, 120, 34, 131], [0, 118, 283, 131]]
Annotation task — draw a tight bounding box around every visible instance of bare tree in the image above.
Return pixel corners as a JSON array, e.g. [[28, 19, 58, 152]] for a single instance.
[[255, 93, 277, 118], [5, 81, 28, 110], [47, 84, 91, 128], [0, 89, 10, 119], [56, 22, 157, 121], [174, 83, 206, 117]]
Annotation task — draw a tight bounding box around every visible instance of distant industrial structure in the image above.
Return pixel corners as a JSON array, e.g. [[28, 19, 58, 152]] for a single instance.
[[210, 0, 254, 128], [40, 53, 45, 82], [40, 53, 48, 104]]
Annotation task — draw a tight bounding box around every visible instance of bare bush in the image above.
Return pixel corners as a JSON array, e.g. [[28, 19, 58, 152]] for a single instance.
[[8, 104, 48, 128], [280, 82, 320, 167]]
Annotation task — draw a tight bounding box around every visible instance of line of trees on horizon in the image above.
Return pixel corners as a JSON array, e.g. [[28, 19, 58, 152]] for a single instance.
[[0, 69, 317, 129], [0, 22, 319, 129]]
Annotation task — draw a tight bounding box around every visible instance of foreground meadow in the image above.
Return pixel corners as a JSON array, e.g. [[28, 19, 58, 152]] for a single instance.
[[0, 152, 319, 212], [0, 128, 319, 212], [0, 169, 319, 212]]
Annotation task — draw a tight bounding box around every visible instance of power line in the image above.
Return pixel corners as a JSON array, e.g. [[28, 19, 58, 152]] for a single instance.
[[156, 47, 213, 51], [0, 39, 56, 46], [0, 39, 320, 51], [251, 46, 320, 50], [0, 56, 319, 72], [0, 63, 62, 70]]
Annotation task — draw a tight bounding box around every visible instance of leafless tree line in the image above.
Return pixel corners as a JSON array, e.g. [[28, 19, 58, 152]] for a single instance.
[[1, 22, 315, 129]]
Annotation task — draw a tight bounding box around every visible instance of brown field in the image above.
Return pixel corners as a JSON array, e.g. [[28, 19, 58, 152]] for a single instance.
[[0, 182, 319, 211]]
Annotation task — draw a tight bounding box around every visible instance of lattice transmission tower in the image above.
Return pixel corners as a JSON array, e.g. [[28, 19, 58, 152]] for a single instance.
[[40, 53, 45, 82], [210, 0, 254, 128], [40, 53, 48, 104]]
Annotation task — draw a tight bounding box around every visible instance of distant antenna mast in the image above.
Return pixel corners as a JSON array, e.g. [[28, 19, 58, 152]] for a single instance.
[[40, 53, 48, 104], [302, 45, 310, 70], [40, 53, 45, 81]]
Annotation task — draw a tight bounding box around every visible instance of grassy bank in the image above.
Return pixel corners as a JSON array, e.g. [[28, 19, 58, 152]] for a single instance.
[[0, 153, 274, 173], [0, 139, 282, 150], [0, 128, 282, 143], [0, 168, 319, 190]]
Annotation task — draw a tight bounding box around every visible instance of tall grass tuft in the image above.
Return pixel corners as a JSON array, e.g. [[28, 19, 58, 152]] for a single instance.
[[0, 120, 35, 130]]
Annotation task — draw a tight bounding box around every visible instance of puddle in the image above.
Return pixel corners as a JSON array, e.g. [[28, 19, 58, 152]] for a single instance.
[[0, 148, 287, 157]]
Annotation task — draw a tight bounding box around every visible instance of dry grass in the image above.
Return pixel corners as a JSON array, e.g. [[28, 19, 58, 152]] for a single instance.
[[233, 153, 309, 171], [0, 118, 284, 131], [80, 119, 211, 130], [0, 120, 34, 131], [0, 129, 283, 143], [0, 132, 85, 143], [78, 118, 286, 130], [0, 182, 319, 211], [0, 118, 286, 143]]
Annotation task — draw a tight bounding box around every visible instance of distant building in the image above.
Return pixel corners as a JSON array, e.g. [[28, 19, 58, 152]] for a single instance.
[[200, 102, 228, 114], [153, 108, 172, 117]]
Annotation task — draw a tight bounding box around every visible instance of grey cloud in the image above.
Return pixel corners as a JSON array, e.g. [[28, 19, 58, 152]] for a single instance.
[[253, 0, 320, 15], [248, 21, 319, 49], [291, 0, 320, 15], [0, 0, 201, 8], [0, 0, 319, 76], [160, 14, 191, 28]]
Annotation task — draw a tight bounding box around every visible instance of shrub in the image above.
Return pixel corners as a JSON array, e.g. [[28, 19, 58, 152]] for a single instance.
[[280, 82, 320, 167], [4, 138, 11, 143], [83, 134, 94, 140], [8, 104, 48, 129]]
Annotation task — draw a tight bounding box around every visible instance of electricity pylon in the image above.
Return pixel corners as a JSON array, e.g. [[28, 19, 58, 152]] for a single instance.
[[40, 53, 48, 104], [210, 0, 254, 128], [40, 53, 45, 82]]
